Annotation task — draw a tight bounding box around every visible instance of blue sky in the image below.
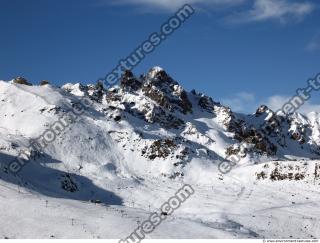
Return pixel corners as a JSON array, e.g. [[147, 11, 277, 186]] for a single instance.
[[0, 0, 320, 113]]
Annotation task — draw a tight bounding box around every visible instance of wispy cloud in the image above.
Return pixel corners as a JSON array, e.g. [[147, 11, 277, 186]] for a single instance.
[[227, 0, 314, 24], [108, 0, 245, 12], [222, 93, 320, 114], [265, 95, 320, 114], [108, 0, 315, 24], [222, 92, 257, 113], [306, 31, 320, 51]]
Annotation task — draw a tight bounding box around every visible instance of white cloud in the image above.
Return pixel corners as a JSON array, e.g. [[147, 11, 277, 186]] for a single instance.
[[222, 93, 320, 115], [108, 0, 315, 23], [222, 92, 257, 113], [306, 32, 320, 51], [264, 95, 290, 110], [265, 95, 320, 114], [228, 0, 314, 23], [109, 0, 245, 12]]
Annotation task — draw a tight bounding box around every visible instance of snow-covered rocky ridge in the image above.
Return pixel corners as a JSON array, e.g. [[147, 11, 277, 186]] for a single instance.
[[0, 67, 320, 239]]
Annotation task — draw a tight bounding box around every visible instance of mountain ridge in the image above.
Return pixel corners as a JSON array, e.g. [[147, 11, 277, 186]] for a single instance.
[[1, 66, 320, 179], [1, 67, 320, 238]]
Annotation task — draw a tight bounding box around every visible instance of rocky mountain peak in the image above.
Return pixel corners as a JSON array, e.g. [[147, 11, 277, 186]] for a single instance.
[[120, 70, 142, 91], [3, 67, 320, 171], [255, 105, 272, 117], [147, 66, 165, 79]]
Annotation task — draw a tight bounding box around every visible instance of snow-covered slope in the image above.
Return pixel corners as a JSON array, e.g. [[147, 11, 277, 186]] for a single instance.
[[0, 68, 320, 239]]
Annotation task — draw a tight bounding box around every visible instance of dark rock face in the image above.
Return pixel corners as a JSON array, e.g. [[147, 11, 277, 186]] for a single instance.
[[40, 80, 50, 86], [198, 95, 216, 113], [148, 69, 176, 86], [177, 90, 193, 114], [224, 107, 278, 156], [13, 77, 32, 86], [152, 111, 185, 129], [113, 67, 192, 128], [142, 139, 177, 160], [120, 70, 142, 91], [255, 105, 269, 117], [225, 146, 241, 157], [88, 84, 104, 103], [105, 89, 122, 102], [142, 68, 192, 115], [142, 84, 172, 110], [234, 125, 277, 156]]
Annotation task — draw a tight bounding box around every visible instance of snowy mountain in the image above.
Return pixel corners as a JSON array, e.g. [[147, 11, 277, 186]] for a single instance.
[[0, 67, 320, 239]]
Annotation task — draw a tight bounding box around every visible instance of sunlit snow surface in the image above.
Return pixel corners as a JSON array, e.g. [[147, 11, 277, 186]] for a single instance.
[[0, 79, 319, 239]]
